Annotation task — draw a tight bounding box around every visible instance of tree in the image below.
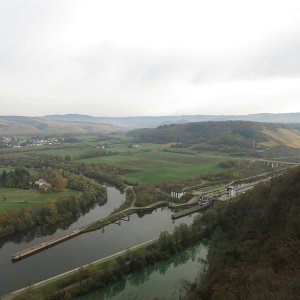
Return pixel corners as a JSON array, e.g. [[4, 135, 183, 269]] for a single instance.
[[159, 231, 175, 252], [55, 172, 67, 192]]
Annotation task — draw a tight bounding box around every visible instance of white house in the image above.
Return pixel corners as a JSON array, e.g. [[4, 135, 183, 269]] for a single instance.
[[227, 186, 236, 197], [171, 190, 184, 199], [35, 179, 51, 191]]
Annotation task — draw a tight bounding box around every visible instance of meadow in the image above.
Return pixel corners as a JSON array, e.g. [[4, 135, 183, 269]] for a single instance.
[[0, 188, 79, 212], [26, 146, 87, 158], [76, 150, 238, 184]]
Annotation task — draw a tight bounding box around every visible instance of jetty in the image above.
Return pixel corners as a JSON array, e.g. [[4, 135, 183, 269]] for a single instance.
[[171, 203, 211, 220], [12, 229, 83, 262]]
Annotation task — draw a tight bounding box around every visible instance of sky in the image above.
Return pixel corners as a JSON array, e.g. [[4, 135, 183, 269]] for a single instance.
[[1, 0, 300, 117]]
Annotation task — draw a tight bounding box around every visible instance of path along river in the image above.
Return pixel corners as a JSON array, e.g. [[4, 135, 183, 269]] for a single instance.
[[0, 187, 200, 296]]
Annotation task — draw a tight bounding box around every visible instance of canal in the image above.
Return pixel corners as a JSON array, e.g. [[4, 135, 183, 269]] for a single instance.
[[0, 187, 200, 296]]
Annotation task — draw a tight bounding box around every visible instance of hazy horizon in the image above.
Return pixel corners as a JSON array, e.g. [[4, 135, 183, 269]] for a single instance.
[[2, 111, 300, 119]]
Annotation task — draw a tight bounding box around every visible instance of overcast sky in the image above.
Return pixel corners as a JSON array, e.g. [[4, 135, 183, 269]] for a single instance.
[[1, 0, 300, 117]]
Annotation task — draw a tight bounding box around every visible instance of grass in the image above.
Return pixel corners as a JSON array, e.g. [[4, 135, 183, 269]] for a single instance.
[[0, 188, 79, 212], [76, 150, 239, 185], [71, 133, 133, 145], [26, 147, 87, 158], [105, 143, 163, 153]]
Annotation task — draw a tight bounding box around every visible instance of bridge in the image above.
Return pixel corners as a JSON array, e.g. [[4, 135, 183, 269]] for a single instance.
[[257, 159, 299, 167]]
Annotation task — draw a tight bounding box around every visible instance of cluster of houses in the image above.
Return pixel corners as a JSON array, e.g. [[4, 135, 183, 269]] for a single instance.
[[0, 136, 62, 148]]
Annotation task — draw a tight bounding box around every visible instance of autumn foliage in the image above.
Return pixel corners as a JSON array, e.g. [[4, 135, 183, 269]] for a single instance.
[[195, 167, 300, 299]]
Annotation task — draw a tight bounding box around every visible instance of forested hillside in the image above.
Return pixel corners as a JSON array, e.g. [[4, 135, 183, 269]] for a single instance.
[[193, 166, 300, 300], [133, 121, 300, 155]]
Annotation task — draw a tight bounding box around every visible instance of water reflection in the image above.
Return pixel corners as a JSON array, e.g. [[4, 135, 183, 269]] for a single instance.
[[0, 186, 122, 249], [0, 204, 98, 249], [77, 244, 207, 300], [0, 187, 199, 296]]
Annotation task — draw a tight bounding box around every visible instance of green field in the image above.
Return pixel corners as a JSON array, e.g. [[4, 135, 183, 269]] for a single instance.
[[77, 150, 238, 184], [27, 147, 87, 158], [104, 143, 164, 153], [0, 188, 79, 212]]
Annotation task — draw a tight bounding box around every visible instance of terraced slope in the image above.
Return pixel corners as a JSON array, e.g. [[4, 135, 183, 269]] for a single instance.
[[262, 128, 300, 148]]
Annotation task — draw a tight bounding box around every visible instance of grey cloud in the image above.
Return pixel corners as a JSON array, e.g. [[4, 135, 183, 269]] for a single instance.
[[0, 1, 300, 116], [223, 20, 300, 80], [190, 18, 300, 83]]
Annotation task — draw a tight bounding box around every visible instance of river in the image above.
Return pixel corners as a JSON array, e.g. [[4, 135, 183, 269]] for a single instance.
[[0, 187, 200, 296], [77, 243, 207, 300]]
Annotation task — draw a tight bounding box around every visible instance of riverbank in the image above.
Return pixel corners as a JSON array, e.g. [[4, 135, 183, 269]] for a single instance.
[[10, 200, 170, 262], [0, 238, 159, 300], [77, 243, 208, 300], [5, 217, 204, 300]]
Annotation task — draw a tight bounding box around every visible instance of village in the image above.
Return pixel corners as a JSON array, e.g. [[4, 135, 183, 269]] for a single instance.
[[0, 136, 62, 148]]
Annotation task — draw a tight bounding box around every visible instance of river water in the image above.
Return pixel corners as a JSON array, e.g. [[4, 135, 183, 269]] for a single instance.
[[0, 187, 200, 296], [77, 243, 207, 300]]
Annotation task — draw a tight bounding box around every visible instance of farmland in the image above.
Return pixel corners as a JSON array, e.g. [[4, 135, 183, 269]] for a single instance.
[[26, 146, 87, 159], [76, 150, 239, 184]]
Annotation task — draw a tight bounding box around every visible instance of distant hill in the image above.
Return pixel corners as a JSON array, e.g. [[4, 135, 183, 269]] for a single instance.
[[42, 112, 300, 128], [0, 116, 121, 136], [132, 121, 300, 155]]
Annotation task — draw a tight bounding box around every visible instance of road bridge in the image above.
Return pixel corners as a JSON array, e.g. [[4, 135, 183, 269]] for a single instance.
[[258, 159, 299, 167]]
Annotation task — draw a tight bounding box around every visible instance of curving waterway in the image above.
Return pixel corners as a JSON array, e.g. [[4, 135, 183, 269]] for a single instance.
[[0, 187, 200, 296]]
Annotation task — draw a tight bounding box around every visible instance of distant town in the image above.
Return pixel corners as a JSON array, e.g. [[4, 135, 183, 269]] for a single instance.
[[0, 136, 62, 148]]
